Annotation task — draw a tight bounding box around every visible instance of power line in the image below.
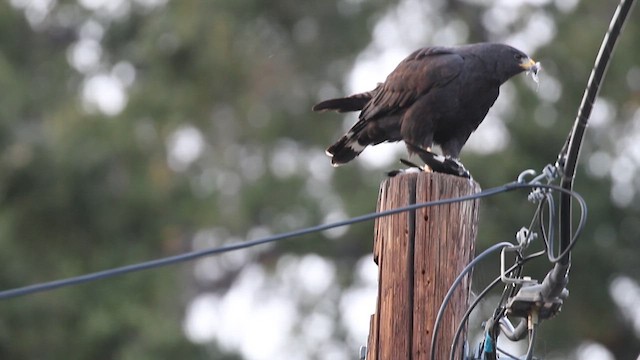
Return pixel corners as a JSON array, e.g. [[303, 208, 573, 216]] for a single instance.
[[449, 250, 546, 360], [556, 0, 636, 265], [429, 241, 514, 360], [469, 172, 587, 359], [468, 2, 637, 358], [430, 181, 587, 360], [0, 181, 570, 300]]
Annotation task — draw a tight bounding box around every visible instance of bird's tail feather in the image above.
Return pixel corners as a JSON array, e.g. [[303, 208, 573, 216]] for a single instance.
[[326, 131, 367, 166], [312, 86, 380, 113], [313, 98, 365, 113]]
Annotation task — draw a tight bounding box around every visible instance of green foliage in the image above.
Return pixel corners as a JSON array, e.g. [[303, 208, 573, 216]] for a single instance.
[[0, 0, 638, 359]]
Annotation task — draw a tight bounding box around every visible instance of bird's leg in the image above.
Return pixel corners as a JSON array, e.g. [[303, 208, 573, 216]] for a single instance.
[[399, 143, 471, 178], [414, 147, 471, 179], [405, 142, 435, 171], [419, 147, 433, 173], [387, 158, 423, 177], [446, 156, 472, 180]]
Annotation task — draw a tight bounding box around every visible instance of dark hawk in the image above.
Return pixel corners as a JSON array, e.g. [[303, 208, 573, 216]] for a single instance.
[[313, 43, 539, 173]]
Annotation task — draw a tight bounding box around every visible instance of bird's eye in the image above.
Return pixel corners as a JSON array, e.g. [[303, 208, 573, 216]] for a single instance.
[[514, 53, 524, 60]]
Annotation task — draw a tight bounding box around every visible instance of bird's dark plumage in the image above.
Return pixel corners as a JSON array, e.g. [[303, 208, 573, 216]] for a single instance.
[[314, 43, 538, 167]]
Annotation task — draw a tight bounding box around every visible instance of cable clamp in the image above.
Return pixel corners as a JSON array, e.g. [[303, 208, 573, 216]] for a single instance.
[[516, 227, 537, 249], [542, 164, 559, 182], [516, 168, 554, 203], [500, 245, 538, 285]]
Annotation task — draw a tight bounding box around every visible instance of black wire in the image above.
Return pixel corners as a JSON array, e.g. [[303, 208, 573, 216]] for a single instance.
[[525, 178, 587, 266], [498, 200, 543, 312], [448, 251, 545, 360], [547, 188, 588, 263], [448, 179, 586, 359], [450, 276, 503, 360], [476, 183, 586, 359], [453, 4, 636, 354], [430, 242, 514, 360], [538, 189, 589, 264], [0, 181, 573, 300], [482, 184, 586, 357], [539, 194, 557, 262], [493, 184, 587, 324], [558, 0, 636, 265], [492, 198, 553, 324], [492, 266, 520, 331], [525, 324, 538, 360], [504, 191, 552, 304], [487, 254, 528, 347]]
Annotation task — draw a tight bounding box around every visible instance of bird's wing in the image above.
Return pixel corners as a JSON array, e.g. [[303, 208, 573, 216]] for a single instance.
[[360, 47, 464, 121], [312, 84, 382, 113]]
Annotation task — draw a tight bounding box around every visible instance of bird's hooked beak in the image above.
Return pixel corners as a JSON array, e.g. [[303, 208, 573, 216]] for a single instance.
[[520, 57, 540, 74], [520, 57, 541, 83]]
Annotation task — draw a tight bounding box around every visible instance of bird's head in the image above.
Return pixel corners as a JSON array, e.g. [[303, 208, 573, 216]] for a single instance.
[[516, 50, 541, 84], [517, 54, 539, 72], [485, 44, 540, 84]]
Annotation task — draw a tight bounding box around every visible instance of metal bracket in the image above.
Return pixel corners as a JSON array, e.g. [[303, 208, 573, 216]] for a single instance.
[[500, 246, 538, 285], [506, 282, 568, 320]]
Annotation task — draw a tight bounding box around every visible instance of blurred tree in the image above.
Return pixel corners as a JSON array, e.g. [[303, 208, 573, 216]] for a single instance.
[[0, 0, 638, 359]]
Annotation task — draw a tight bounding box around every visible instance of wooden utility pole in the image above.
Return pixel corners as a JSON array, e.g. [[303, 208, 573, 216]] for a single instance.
[[366, 172, 481, 360]]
